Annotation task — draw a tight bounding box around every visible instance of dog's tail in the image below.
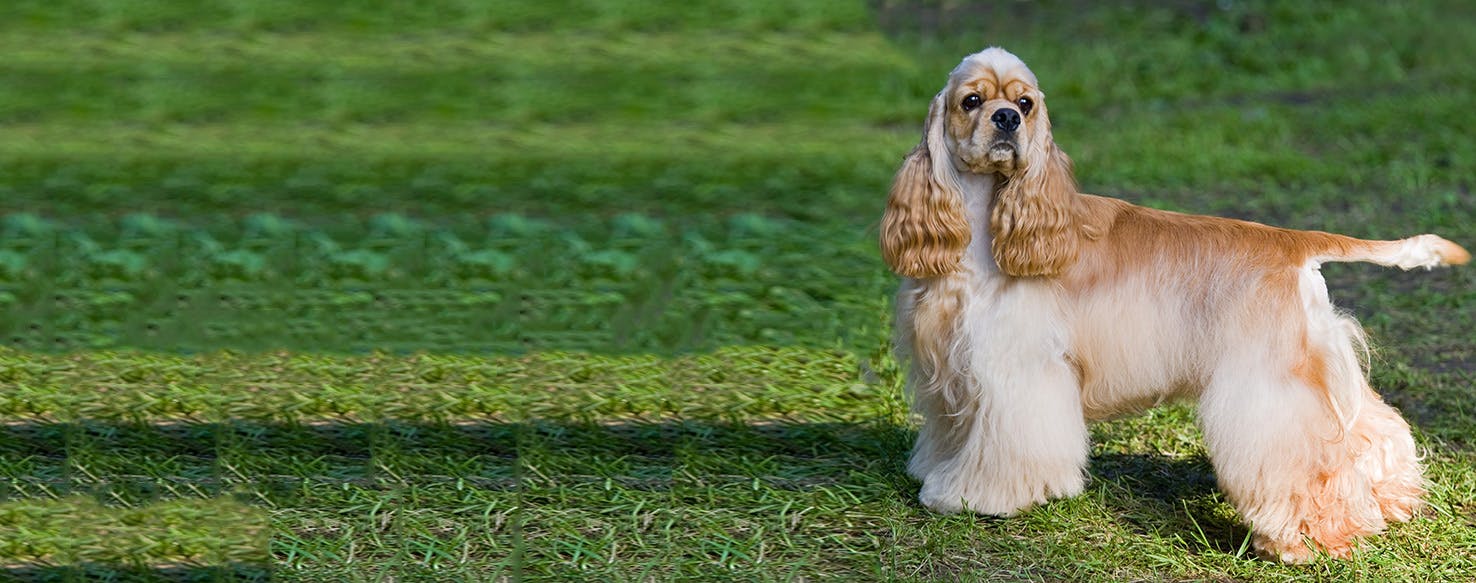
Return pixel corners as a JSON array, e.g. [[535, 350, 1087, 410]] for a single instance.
[[1312, 233, 1470, 270]]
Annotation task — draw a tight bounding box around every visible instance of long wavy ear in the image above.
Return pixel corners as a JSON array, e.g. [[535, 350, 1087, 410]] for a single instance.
[[989, 135, 1080, 277], [881, 93, 971, 278]]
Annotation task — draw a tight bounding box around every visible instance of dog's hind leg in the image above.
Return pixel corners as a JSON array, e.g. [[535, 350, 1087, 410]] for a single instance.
[[1198, 298, 1421, 563], [1352, 388, 1425, 525]]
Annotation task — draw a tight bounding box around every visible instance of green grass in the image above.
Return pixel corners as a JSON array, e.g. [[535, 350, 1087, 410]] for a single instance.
[[0, 496, 268, 568], [1, 3, 1473, 219], [2, 0, 1475, 579], [0, 213, 891, 353], [0, 348, 1473, 580]]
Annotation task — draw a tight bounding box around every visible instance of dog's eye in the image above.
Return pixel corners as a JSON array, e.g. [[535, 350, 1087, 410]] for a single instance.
[[1017, 97, 1034, 115], [961, 94, 982, 112]]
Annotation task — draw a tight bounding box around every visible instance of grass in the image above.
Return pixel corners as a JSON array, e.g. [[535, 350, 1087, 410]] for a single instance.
[[1, 348, 1473, 580], [1, 0, 1475, 579], [0, 213, 891, 353], [0, 496, 268, 567], [1, 3, 1473, 219]]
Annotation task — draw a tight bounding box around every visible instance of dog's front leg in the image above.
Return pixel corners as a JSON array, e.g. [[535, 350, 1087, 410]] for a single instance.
[[911, 281, 1089, 516]]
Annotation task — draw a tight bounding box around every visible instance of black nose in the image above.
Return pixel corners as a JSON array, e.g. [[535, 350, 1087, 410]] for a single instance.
[[991, 109, 1021, 132]]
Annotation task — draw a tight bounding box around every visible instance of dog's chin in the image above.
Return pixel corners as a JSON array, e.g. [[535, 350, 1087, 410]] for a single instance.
[[963, 143, 1019, 175]]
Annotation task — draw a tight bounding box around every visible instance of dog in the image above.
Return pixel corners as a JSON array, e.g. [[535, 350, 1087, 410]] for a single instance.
[[880, 47, 1469, 563]]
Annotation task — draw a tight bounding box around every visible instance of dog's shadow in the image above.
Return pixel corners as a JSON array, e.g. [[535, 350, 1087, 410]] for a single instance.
[[518, 418, 1253, 555], [0, 417, 1252, 558], [646, 418, 1254, 556], [1087, 451, 1252, 556]]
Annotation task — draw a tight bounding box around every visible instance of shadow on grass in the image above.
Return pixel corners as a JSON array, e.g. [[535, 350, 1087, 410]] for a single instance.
[[13, 416, 1463, 563], [0, 417, 1261, 550], [0, 418, 915, 502], [1092, 452, 1251, 557]]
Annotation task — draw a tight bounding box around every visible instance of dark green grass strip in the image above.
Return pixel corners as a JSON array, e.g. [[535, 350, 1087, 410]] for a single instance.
[[0, 122, 911, 219], [0, 213, 895, 354]]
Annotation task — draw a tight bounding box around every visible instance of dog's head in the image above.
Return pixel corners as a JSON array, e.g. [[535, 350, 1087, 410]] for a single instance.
[[942, 48, 1053, 178], [881, 48, 1080, 279]]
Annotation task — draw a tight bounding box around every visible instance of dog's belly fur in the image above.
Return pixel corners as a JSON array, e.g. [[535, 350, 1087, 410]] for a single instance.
[[1060, 261, 1319, 422], [1064, 278, 1211, 420]]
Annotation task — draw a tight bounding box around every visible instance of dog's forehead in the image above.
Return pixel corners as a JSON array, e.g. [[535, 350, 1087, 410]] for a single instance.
[[949, 48, 1038, 93]]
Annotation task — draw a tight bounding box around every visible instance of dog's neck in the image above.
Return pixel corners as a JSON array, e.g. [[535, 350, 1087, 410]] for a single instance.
[[955, 170, 1003, 277]]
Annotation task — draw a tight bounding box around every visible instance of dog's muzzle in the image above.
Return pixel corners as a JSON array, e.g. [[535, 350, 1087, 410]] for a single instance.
[[984, 142, 1019, 174], [987, 143, 1015, 166]]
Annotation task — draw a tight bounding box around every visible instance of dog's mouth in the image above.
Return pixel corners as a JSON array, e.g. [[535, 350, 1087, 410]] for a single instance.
[[987, 142, 1016, 166], [964, 141, 1017, 175], [956, 140, 1015, 174]]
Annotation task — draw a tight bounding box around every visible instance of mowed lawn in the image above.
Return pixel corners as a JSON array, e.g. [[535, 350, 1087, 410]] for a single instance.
[[1, 1, 1475, 580]]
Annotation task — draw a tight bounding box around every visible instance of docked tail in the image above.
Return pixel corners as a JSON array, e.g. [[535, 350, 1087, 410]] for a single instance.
[[1317, 234, 1471, 270]]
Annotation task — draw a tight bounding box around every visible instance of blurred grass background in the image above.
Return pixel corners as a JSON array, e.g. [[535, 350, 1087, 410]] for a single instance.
[[4, 0, 1473, 356], [1, 0, 1474, 580]]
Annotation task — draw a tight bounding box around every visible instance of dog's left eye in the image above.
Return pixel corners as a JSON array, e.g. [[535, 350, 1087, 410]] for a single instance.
[[1017, 97, 1034, 115]]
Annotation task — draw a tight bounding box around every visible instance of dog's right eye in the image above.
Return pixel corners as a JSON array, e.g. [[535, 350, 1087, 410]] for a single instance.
[[961, 94, 982, 112]]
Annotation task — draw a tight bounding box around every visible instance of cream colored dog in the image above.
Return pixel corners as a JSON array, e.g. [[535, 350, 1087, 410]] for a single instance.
[[882, 47, 1468, 562]]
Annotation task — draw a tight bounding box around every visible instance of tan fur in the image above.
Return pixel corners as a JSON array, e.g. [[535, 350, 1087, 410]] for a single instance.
[[1436, 238, 1472, 264], [888, 47, 1466, 564], [899, 273, 977, 472], [991, 145, 1080, 276], [1292, 339, 1334, 416], [881, 97, 971, 279], [907, 273, 970, 386]]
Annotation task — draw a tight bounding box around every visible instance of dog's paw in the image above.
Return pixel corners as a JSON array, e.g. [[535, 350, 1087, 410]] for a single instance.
[[918, 481, 1039, 517]]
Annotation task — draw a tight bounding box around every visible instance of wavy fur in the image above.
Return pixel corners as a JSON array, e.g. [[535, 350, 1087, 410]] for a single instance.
[[990, 142, 1080, 276], [881, 94, 971, 279]]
